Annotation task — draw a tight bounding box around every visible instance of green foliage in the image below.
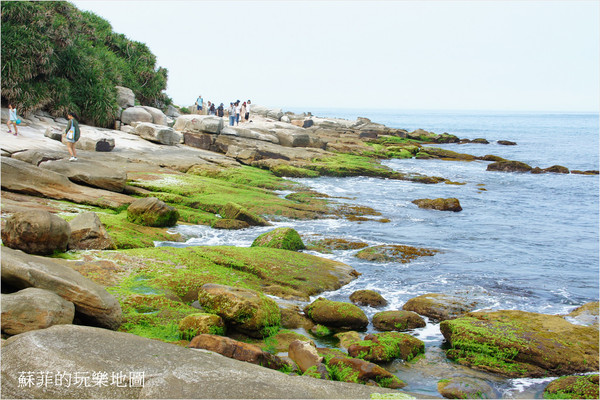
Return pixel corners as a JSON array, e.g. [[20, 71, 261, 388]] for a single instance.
[[1, 1, 170, 126]]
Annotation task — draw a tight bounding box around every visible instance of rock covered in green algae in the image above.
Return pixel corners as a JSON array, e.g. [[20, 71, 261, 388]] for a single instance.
[[178, 312, 226, 339], [220, 202, 271, 226], [197, 284, 281, 338], [440, 310, 600, 378], [326, 356, 406, 388], [303, 297, 368, 330], [349, 289, 388, 307], [211, 218, 250, 230], [372, 310, 426, 332], [355, 244, 439, 263], [543, 374, 599, 399], [412, 197, 462, 212], [402, 293, 476, 322], [251, 227, 305, 251], [486, 160, 532, 172], [347, 332, 425, 363], [437, 377, 497, 399], [334, 331, 362, 349], [127, 197, 179, 227]]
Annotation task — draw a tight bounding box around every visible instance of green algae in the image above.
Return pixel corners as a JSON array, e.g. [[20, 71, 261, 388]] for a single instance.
[[251, 227, 306, 251], [543, 374, 599, 399]]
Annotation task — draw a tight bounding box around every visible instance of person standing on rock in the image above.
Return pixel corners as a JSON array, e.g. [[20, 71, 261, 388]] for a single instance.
[[245, 99, 251, 122], [6, 104, 18, 136], [217, 103, 224, 118], [235, 101, 241, 125], [63, 112, 80, 161], [228, 103, 236, 126], [196, 95, 203, 113], [240, 102, 247, 124]]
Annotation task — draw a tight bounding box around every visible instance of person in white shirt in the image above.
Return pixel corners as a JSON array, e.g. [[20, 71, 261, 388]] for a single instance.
[[245, 100, 251, 121], [6, 104, 18, 135], [228, 103, 236, 126], [235, 101, 241, 125]]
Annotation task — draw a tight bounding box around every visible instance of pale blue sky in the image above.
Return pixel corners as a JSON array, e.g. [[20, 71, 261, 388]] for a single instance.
[[72, 0, 599, 112]]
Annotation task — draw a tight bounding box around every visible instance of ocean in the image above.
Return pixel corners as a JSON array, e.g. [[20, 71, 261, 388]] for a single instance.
[[159, 109, 599, 397]]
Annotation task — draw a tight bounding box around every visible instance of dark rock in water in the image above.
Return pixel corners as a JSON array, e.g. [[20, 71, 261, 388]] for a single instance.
[[543, 374, 599, 400], [437, 377, 497, 399], [347, 332, 424, 363], [211, 219, 250, 230], [571, 169, 599, 175], [1, 210, 70, 255], [326, 356, 406, 388], [440, 310, 600, 378], [420, 147, 476, 160], [127, 197, 179, 227], [355, 244, 438, 263], [497, 140, 517, 145], [530, 167, 546, 174], [251, 227, 305, 251], [478, 154, 506, 162], [349, 290, 387, 308], [486, 160, 532, 172], [543, 165, 570, 174], [304, 297, 368, 330], [412, 197, 462, 212], [402, 293, 476, 322], [471, 138, 489, 144], [459, 138, 471, 144], [372, 310, 426, 332]]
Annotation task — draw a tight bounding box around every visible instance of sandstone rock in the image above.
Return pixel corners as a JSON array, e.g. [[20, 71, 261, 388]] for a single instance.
[[221, 126, 279, 144], [1, 210, 70, 255], [437, 377, 497, 399], [1, 325, 399, 399], [39, 158, 127, 192], [303, 298, 368, 330], [372, 310, 426, 331], [75, 136, 115, 152], [183, 132, 214, 149], [141, 106, 167, 126], [1, 288, 75, 335], [288, 339, 323, 373], [166, 105, 181, 118], [251, 227, 305, 251], [11, 149, 63, 166], [120, 125, 135, 134], [355, 244, 438, 263], [127, 197, 179, 227], [266, 108, 284, 120], [281, 115, 291, 123], [486, 160, 532, 172], [188, 334, 287, 370], [273, 129, 310, 147], [497, 140, 517, 145], [349, 290, 388, 307], [68, 212, 116, 250], [412, 197, 462, 212], [211, 219, 250, 230], [280, 304, 314, 330], [173, 115, 223, 134], [326, 356, 406, 388], [44, 127, 63, 141], [440, 310, 599, 377], [565, 301, 599, 328], [334, 331, 362, 349], [115, 86, 135, 108], [403, 293, 476, 322], [178, 313, 226, 339], [135, 122, 182, 145], [197, 284, 281, 338], [1, 157, 132, 208], [121, 106, 153, 125], [543, 374, 599, 400], [220, 202, 270, 226], [1, 247, 122, 330], [347, 332, 425, 362]]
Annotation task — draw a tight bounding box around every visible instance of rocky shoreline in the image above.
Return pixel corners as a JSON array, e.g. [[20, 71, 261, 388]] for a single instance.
[[1, 93, 598, 399]]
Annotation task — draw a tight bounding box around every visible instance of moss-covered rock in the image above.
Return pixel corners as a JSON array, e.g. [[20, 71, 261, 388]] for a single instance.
[[211, 219, 250, 230], [270, 164, 320, 178], [260, 329, 314, 353], [355, 244, 438, 263], [372, 310, 426, 332], [412, 197, 462, 212], [220, 202, 270, 227], [251, 227, 305, 251], [326, 356, 406, 388], [334, 331, 362, 349], [437, 377, 497, 399], [486, 160, 532, 172], [347, 332, 425, 362], [478, 154, 507, 162], [543, 165, 570, 174], [349, 290, 388, 307], [565, 302, 599, 329], [178, 313, 226, 339], [440, 310, 600, 378], [303, 298, 368, 330], [303, 363, 330, 380], [197, 284, 281, 338], [543, 374, 599, 399], [127, 197, 179, 227], [280, 304, 314, 330], [402, 293, 476, 322], [304, 236, 369, 253], [310, 324, 334, 338], [420, 147, 476, 161]]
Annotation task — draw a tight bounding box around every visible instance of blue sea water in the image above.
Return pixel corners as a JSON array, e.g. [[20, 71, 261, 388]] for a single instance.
[[160, 109, 599, 397]]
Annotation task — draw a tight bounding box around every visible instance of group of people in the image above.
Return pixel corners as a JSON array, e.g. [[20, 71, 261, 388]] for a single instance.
[[195, 95, 252, 126]]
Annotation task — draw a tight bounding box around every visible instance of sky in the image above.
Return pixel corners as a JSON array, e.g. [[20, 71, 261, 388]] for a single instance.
[[71, 0, 600, 112]]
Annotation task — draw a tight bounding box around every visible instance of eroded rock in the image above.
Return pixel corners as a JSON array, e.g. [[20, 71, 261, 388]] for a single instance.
[[1, 210, 70, 255]]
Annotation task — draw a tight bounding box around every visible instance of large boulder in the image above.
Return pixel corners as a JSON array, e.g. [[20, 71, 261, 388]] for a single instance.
[[402, 293, 476, 322], [486, 160, 532, 172], [121, 106, 153, 125], [1, 157, 132, 208], [68, 212, 116, 250], [412, 198, 462, 212], [220, 202, 270, 226], [1, 325, 400, 399], [173, 115, 223, 134], [1, 287, 75, 335], [115, 86, 135, 108], [1, 247, 122, 330], [127, 197, 179, 227], [440, 310, 600, 377], [349, 290, 388, 307], [326, 356, 406, 389], [196, 284, 281, 338], [1, 210, 70, 255], [251, 227, 305, 251], [437, 377, 497, 399], [303, 298, 368, 330], [165, 105, 181, 118], [39, 158, 127, 192], [372, 310, 426, 332], [141, 106, 168, 126], [75, 136, 116, 152], [288, 339, 323, 373], [347, 332, 425, 362], [273, 129, 310, 147], [543, 374, 599, 400], [135, 122, 182, 145]]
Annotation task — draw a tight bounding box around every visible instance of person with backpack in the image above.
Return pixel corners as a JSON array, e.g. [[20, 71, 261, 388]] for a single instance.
[[63, 112, 81, 161], [6, 104, 19, 136], [217, 103, 224, 117]]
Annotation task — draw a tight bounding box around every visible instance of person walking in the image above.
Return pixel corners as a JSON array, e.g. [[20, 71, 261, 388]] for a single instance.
[[6, 104, 18, 135], [235, 101, 241, 125], [63, 112, 81, 161], [240, 102, 247, 124], [196, 95, 203, 113], [217, 103, 224, 117], [209, 102, 216, 115], [245, 99, 251, 122], [228, 102, 236, 126]]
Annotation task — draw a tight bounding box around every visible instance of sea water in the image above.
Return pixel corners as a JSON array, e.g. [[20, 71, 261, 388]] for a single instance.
[[159, 109, 599, 397]]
